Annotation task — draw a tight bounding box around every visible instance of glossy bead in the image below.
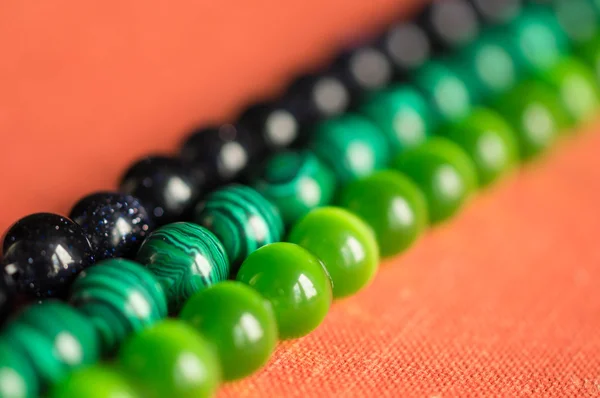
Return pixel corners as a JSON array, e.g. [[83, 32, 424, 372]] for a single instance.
[[377, 20, 432, 77], [193, 185, 284, 274], [236, 242, 332, 339], [69, 192, 152, 260], [418, 0, 480, 51], [252, 150, 336, 226], [391, 138, 478, 224], [338, 171, 428, 258], [49, 366, 139, 398], [119, 156, 200, 226], [288, 208, 379, 298], [69, 259, 168, 353], [467, 0, 522, 25], [136, 223, 229, 312], [0, 338, 38, 398], [552, 0, 600, 45], [180, 281, 277, 381], [118, 320, 221, 398], [1, 213, 95, 299]]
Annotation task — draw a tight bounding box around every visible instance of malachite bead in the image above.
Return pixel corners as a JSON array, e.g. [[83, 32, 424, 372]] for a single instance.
[[136, 222, 229, 313], [309, 114, 391, 184], [118, 320, 221, 398], [49, 366, 139, 398], [359, 85, 433, 153], [193, 184, 284, 275], [338, 171, 428, 258], [236, 242, 332, 339], [0, 338, 38, 398], [391, 138, 478, 224], [444, 107, 520, 186], [252, 150, 336, 227], [69, 259, 168, 353], [288, 207, 379, 298], [180, 281, 278, 381]]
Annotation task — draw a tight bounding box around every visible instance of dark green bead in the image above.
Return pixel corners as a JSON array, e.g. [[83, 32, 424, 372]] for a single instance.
[[338, 171, 428, 258], [193, 185, 284, 274], [69, 259, 168, 353], [0, 338, 38, 398], [49, 366, 139, 398], [391, 138, 478, 224], [288, 207, 379, 298], [180, 281, 277, 381], [310, 114, 390, 184], [253, 150, 336, 226], [136, 222, 229, 312], [236, 242, 332, 339]]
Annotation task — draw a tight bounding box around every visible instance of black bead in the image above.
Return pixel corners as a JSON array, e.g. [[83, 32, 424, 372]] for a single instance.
[[467, 0, 522, 24], [0, 273, 14, 324], [69, 192, 153, 260], [119, 156, 201, 226], [1, 213, 95, 299], [376, 20, 432, 77], [418, 0, 480, 51]]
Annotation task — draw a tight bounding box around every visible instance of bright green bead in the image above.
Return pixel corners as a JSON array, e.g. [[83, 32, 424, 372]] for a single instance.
[[0, 339, 38, 398], [119, 320, 221, 398], [338, 171, 428, 258], [180, 281, 277, 381], [445, 107, 519, 186], [253, 150, 336, 226], [391, 138, 478, 224], [552, 0, 600, 45], [49, 366, 139, 398], [69, 259, 168, 353], [310, 114, 390, 184], [236, 242, 332, 339], [288, 207, 379, 298], [136, 222, 229, 312]]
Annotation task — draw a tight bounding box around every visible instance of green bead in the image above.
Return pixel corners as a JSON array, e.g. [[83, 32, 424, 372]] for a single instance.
[[338, 171, 427, 258], [391, 138, 478, 224], [288, 207, 379, 298], [69, 259, 168, 353], [552, 0, 600, 45], [119, 320, 220, 398], [444, 107, 520, 186], [193, 184, 284, 274], [136, 222, 229, 312], [253, 150, 336, 226], [0, 339, 38, 398], [310, 114, 390, 184], [359, 86, 432, 153], [236, 242, 332, 339], [49, 366, 139, 398], [180, 281, 277, 381]]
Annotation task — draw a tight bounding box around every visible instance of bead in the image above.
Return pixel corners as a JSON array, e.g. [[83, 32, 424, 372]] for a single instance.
[[0, 338, 38, 398], [193, 185, 284, 274], [69, 192, 152, 260], [252, 150, 336, 226], [288, 208, 379, 298], [377, 20, 431, 78], [310, 114, 390, 184], [391, 138, 478, 224], [118, 320, 221, 398], [1, 213, 95, 299], [418, 0, 480, 51], [49, 366, 139, 398], [444, 108, 519, 186], [236, 242, 332, 339], [180, 281, 277, 381], [69, 259, 168, 353], [136, 222, 229, 313], [338, 171, 428, 258], [552, 0, 600, 45], [467, 0, 522, 25], [0, 273, 14, 325], [576, 36, 600, 83]]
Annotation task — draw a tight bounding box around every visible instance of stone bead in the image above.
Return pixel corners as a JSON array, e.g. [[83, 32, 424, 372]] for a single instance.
[[288, 208, 379, 298], [119, 320, 221, 398], [338, 171, 428, 258], [252, 150, 336, 226], [0, 338, 38, 398], [193, 185, 284, 274], [136, 223, 229, 312], [49, 366, 139, 398], [418, 0, 481, 51], [180, 281, 278, 381], [69, 192, 152, 260], [391, 138, 478, 224], [1, 213, 95, 299], [69, 259, 168, 353], [467, 0, 522, 25], [376, 20, 432, 77], [236, 242, 332, 339]]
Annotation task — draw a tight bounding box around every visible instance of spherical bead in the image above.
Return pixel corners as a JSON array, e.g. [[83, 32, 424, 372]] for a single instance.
[[69, 259, 168, 353], [69, 192, 152, 260], [136, 223, 229, 313], [118, 320, 221, 398], [1, 213, 95, 299], [377, 20, 431, 77], [49, 366, 139, 398], [467, 0, 522, 25], [0, 338, 38, 398], [418, 0, 481, 51], [288, 207, 379, 298], [193, 185, 284, 274], [552, 0, 600, 45], [236, 242, 332, 339], [180, 281, 278, 381]]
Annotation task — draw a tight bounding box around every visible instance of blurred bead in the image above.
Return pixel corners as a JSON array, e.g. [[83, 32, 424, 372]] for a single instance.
[[552, 0, 600, 45], [418, 0, 481, 51], [377, 20, 432, 77], [468, 0, 523, 25], [576, 36, 600, 83], [0, 338, 38, 398], [49, 366, 140, 398]]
